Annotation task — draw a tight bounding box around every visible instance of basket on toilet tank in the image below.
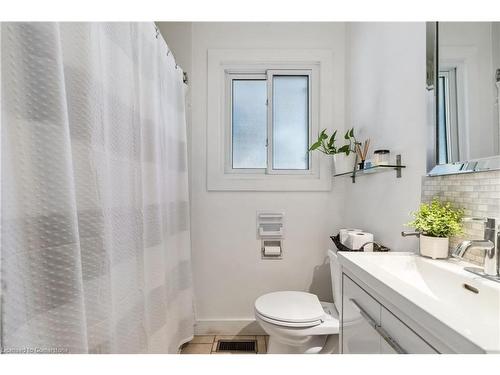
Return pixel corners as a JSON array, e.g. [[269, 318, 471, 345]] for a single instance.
[[330, 234, 390, 252]]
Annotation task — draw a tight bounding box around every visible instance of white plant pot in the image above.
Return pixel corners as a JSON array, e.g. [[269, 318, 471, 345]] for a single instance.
[[419, 235, 449, 259], [332, 153, 356, 176]]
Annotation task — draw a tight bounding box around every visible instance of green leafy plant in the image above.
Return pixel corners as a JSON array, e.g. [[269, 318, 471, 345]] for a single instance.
[[309, 128, 357, 155], [406, 199, 464, 238]]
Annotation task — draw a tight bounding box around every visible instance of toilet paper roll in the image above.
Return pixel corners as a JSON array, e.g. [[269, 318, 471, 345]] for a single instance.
[[263, 245, 281, 256], [339, 228, 363, 244], [346, 232, 374, 251]]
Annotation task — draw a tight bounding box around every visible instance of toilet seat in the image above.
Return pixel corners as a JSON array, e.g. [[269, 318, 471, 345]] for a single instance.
[[255, 301, 340, 336], [254, 291, 341, 334], [255, 291, 326, 324], [255, 311, 323, 328]]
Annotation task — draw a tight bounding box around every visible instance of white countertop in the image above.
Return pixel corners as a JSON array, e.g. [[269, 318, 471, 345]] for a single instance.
[[338, 251, 500, 353]]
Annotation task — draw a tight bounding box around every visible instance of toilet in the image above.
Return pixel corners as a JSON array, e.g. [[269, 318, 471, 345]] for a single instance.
[[254, 249, 354, 354]]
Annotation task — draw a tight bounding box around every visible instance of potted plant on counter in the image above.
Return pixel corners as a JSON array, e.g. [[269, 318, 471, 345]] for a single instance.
[[406, 199, 464, 259], [308, 128, 357, 174]]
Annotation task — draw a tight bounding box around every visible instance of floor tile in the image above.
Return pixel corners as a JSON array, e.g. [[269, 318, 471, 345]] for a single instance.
[[181, 343, 213, 354], [190, 335, 215, 344], [211, 340, 218, 352], [256, 336, 267, 354]]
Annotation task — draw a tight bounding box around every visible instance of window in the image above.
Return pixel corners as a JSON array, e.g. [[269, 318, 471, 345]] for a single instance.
[[227, 70, 311, 174], [207, 49, 335, 191], [438, 68, 459, 164]]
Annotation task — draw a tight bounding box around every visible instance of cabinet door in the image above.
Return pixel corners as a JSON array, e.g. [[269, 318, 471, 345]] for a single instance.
[[341, 275, 381, 354], [380, 306, 438, 354]]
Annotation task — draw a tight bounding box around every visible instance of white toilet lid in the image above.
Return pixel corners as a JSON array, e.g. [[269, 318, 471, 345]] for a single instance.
[[254, 291, 325, 324]]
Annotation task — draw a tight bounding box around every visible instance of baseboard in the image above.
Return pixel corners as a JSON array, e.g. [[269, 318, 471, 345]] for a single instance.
[[195, 319, 266, 335]]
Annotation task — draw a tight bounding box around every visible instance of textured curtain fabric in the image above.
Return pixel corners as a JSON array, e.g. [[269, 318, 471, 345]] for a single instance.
[[1, 22, 194, 353]]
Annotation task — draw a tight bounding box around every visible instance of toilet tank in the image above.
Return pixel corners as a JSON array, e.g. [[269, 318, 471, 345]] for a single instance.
[[327, 249, 358, 323], [327, 249, 342, 311]]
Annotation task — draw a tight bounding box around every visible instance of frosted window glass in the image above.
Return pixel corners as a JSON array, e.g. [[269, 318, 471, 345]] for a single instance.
[[272, 76, 309, 170], [232, 80, 267, 169]]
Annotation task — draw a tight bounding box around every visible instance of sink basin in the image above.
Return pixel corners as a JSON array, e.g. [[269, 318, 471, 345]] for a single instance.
[[338, 251, 500, 353]]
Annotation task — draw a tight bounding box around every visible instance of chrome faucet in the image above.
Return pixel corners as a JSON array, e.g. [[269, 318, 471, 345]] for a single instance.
[[453, 240, 494, 259], [452, 217, 499, 282]]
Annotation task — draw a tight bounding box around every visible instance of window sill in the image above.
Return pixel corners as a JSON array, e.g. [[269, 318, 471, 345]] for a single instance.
[[207, 166, 332, 192]]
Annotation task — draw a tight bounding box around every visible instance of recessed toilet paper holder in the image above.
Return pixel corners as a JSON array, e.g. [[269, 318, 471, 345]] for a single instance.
[[261, 239, 283, 259]]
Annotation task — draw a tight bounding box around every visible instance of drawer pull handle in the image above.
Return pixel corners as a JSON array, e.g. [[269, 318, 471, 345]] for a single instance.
[[350, 298, 407, 354], [350, 298, 378, 328], [377, 326, 407, 354]]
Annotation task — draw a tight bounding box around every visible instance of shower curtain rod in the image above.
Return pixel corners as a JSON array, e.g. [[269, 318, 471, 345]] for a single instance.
[[154, 23, 189, 85]]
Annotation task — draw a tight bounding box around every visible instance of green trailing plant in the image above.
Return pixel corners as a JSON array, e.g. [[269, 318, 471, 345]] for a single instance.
[[406, 199, 464, 238], [308, 128, 357, 155]]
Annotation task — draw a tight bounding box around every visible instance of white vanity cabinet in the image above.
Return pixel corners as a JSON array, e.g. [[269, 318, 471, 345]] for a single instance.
[[341, 274, 381, 353], [341, 274, 438, 354]]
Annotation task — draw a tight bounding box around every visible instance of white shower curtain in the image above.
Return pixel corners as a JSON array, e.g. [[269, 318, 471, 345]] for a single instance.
[[1, 22, 194, 353]]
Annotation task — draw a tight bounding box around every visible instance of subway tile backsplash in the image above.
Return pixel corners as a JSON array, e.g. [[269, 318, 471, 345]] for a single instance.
[[421, 170, 500, 265]]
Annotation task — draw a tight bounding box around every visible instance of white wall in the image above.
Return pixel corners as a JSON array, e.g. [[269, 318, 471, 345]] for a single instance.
[[342, 22, 427, 253], [161, 22, 347, 332], [156, 22, 192, 74], [158, 22, 429, 333]]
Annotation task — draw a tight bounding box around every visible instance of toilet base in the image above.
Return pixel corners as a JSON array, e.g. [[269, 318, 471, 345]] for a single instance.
[[266, 334, 339, 354]]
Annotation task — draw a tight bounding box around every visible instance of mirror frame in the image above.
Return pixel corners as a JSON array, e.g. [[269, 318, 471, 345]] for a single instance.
[[426, 21, 500, 176]]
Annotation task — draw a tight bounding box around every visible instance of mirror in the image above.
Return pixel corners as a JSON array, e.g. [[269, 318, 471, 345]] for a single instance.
[[427, 22, 500, 176]]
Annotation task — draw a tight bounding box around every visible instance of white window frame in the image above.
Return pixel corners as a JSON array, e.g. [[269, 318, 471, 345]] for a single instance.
[[207, 49, 338, 191], [225, 70, 314, 175], [438, 69, 460, 163]]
